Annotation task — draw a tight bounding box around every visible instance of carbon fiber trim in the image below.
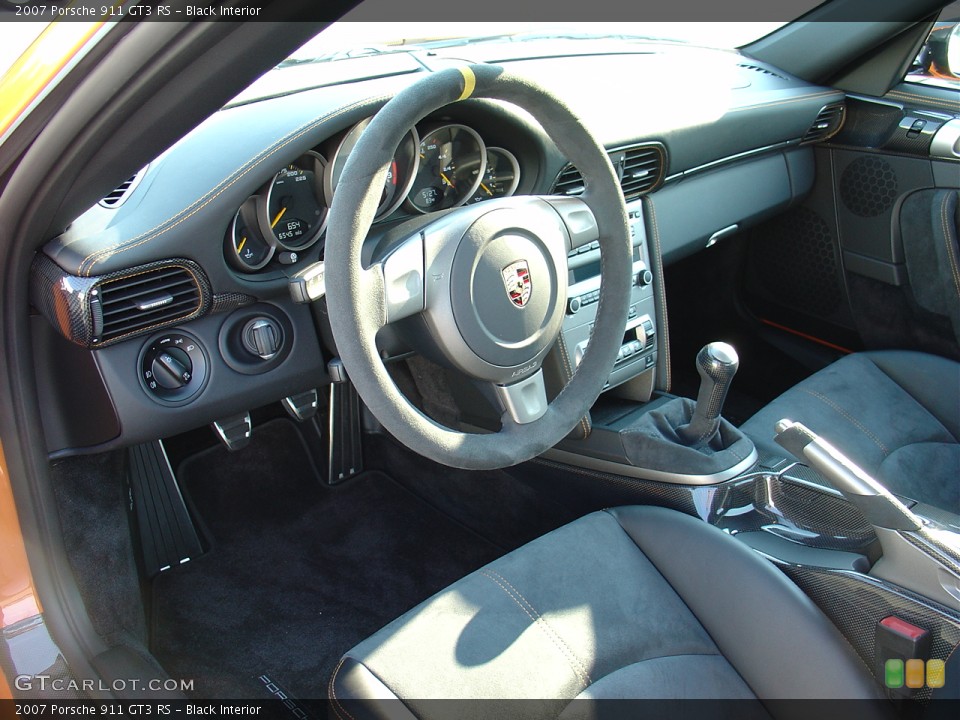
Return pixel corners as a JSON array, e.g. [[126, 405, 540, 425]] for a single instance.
[[30, 254, 212, 349], [778, 564, 960, 702], [211, 292, 257, 314], [30, 252, 101, 345], [534, 455, 875, 552]]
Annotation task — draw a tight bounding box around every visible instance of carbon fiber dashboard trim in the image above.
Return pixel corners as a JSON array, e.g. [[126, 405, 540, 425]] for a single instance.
[[30, 254, 212, 349]]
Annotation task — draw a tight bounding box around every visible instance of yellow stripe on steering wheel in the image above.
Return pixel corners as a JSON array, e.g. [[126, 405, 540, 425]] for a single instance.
[[457, 67, 476, 101]]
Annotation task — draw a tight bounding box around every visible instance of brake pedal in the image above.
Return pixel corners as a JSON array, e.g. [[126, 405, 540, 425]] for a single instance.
[[211, 412, 252, 451], [282, 389, 319, 422]]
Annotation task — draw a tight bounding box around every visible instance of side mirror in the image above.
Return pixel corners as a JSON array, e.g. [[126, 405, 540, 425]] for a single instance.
[[916, 21, 960, 80]]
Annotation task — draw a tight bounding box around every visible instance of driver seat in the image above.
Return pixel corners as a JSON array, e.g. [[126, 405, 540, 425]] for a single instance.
[[330, 506, 884, 717]]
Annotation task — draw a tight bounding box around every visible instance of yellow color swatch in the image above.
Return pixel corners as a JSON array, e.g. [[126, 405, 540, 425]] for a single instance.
[[926, 659, 945, 689]]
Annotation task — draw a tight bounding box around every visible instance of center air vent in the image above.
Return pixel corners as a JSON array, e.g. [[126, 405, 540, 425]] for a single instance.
[[802, 102, 846, 144], [94, 262, 206, 343], [615, 144, 666, 200], [552, 143, 666, 200], [553, 164, 586, 196]]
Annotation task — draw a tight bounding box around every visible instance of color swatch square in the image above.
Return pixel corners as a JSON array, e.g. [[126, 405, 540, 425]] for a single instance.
[[885, 658, 904, 688], [905, 658, 925, 688], [926, 659, 946, 689]]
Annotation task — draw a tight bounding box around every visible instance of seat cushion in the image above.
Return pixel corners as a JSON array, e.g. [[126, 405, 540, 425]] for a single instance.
[[330, 506, 882, 719], [741, 350, 960, 512]]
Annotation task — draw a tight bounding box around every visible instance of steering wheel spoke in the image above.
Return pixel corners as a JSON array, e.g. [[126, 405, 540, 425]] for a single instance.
[[376, 232, 426, 325], [543, 196, 599, 252], [492, 369, 549, 425]]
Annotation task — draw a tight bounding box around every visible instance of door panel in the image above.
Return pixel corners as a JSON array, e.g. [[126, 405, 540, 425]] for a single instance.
[[743, 94, 960, 361]]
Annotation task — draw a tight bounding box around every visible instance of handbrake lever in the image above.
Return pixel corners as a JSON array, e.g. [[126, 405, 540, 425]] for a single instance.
[[774, 419, 921, 532], [774, 419, 960, 611]]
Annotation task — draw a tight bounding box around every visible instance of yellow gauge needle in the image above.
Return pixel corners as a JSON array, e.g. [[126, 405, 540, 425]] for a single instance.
[[236, 236, 247, 254], [440, 172, 455, 188], [271, 206, 288, 228], [480, 182, 493, 196]]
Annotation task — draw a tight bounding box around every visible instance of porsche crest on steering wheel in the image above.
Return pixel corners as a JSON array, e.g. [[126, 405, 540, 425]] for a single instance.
[[501, 259, 532, 308]]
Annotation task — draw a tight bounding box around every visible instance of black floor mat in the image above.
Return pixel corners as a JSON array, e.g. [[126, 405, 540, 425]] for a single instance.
[[150, 419, 503, 699]]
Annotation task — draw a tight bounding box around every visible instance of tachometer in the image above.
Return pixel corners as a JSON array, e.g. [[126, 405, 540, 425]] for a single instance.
[[226, 198, 274, 272], [325, 119, 419, 221], [260, 151, 328, 251], [468, 147, 520, 204], [407, 124, 485, 213]]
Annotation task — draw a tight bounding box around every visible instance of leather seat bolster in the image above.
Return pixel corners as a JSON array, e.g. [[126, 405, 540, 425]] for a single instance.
[[608, 506, 884, 701], [862, 351, 960, 442], [330, 656, 416, 720]]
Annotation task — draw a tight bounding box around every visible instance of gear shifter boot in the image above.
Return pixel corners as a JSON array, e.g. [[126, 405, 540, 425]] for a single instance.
[[620, 397, 756, 477]]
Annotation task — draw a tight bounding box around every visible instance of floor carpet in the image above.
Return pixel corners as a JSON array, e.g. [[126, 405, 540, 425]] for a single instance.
[[150, 418, 503, 699]]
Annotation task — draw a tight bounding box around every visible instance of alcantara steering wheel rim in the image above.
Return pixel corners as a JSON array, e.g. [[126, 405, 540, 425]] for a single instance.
[[324, 64, 633, 470]]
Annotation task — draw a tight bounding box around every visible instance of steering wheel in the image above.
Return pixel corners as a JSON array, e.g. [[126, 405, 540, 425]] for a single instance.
[[324, 64, 632, 470]]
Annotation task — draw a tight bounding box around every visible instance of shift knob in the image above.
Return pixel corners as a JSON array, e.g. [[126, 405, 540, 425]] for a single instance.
[[682, 342, 739, 445]]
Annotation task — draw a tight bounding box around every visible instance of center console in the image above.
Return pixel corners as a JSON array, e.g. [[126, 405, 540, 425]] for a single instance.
[[551, 207, 659, 395]]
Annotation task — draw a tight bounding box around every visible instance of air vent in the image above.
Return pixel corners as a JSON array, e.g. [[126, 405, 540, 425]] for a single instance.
[[552, 143, 666, 200], [617, 144, 666, 200], [95, 264, 203, 343], [802, 103, 845, 144], [98, 166, 147, 209], [737, 63, 787, 81], [552, 164, 585, 196]]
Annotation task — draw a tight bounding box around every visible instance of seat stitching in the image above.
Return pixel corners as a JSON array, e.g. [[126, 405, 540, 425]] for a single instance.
[[939, 192, 960, 300], [799, 387, 890, 456], [479, 569, 593, 690], [328, 656, 358, 720], [580, 651, 726, 687]]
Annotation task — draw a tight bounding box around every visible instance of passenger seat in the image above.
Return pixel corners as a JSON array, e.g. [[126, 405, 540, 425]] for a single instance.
[[740, 350, 960, 514]]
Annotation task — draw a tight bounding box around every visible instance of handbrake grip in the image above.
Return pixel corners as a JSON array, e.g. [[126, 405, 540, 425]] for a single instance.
[[774, 419, 921, 532]]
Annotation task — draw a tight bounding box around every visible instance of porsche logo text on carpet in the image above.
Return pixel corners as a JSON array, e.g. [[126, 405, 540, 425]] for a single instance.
[[258, 675, 313, 720]]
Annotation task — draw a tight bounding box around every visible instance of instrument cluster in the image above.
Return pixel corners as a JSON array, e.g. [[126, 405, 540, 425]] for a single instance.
[[225, 118, 521, 273]]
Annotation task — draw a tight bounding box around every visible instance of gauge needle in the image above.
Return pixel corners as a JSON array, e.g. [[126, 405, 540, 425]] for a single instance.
[[440, 172, 455, 189], [237, 236, 247, 253], [480, 182, 493, 196], [271, 206, 287, 228]]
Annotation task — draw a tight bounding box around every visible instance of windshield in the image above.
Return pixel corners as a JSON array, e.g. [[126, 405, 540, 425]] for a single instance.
[[292, 21, 793, 63]]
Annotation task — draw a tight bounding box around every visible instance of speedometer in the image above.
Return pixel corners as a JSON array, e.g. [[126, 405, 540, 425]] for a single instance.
[[260, 151, 328, 251], [407, 124, 486, 213]]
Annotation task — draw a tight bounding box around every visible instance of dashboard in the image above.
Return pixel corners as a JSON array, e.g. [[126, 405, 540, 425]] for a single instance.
[[27, 40, 845, 455]]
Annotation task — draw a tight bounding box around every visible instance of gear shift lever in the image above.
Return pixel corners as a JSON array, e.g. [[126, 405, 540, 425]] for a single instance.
[[617, 340, 756, 481], [681, 342, 739, 445]]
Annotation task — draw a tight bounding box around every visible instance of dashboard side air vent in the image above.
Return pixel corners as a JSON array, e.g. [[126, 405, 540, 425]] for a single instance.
[[95, 261, 208, 344], [31, 255, 212, 349], [802, 102, 846, 144], [552, 164, 585, 196], [98, 166, 147, 209], [737, 63, 788, 81], [615, 143, 667, 200]]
